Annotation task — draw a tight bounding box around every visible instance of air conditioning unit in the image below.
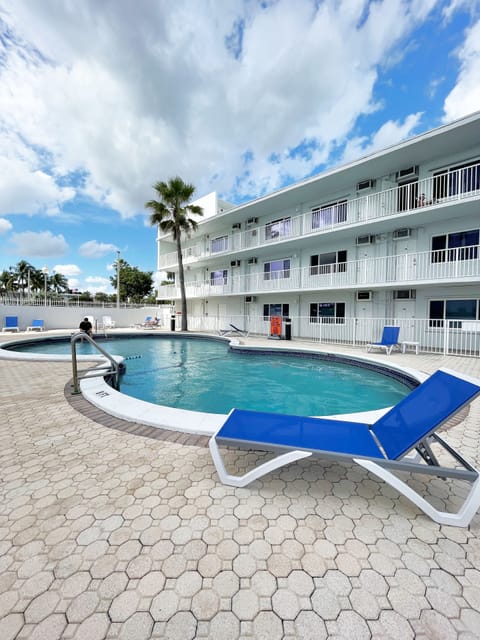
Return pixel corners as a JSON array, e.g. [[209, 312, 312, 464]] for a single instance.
[[393, 289, 416, 300], [356, 179, 375, 191], [245, 296, 257, 303], [247, 217, 258, 225], [395, 165, 418, 181], [393, 228, 412, 240], [356, 234, 375, 246], [356, 291, 372, 301], [248, 257, 258, 264], [232, 223, 241, 230], [230, 260, 241, 267]]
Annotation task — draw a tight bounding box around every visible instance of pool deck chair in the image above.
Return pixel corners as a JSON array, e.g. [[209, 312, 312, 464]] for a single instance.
[[26, 319, 45, 332], [99, 315, 116, 329], [218, 323, 250, 337], [209, 369, 480, 527], [2, 316, 19, 332], [367, 325, 400, 355]]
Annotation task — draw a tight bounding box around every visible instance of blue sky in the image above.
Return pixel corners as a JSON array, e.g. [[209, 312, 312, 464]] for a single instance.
[[1, 0, 479, 293]]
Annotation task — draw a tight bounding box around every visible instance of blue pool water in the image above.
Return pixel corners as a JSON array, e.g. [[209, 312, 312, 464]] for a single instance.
[[10, 336, 413, 415]]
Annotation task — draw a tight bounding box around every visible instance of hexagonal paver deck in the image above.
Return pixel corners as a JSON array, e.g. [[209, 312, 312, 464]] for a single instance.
[[1, 334, 480, 639]]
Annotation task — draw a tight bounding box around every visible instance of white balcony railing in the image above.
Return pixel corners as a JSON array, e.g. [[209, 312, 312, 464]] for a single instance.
[[157, 245, 480, 299], [157, 161, 480, 269]]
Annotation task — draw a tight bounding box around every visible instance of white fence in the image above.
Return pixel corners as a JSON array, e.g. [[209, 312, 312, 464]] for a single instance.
[[188, 315, 480, 358]]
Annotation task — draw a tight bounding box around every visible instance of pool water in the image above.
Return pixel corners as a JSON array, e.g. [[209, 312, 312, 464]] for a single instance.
[[11, 336, 413, 416]]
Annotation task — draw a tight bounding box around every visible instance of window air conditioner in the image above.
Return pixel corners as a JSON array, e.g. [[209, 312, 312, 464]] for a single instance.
[[356, 235, 375, 246], [356, 291, 372, 301], [247, 217, 258, 225], [232, 223, 241, 230], [230, 260, 241, 267], [356, 179, 375, 191], [393, 228, 412, 240], [393, 289, 416, 300], [245, 296, 257, 303], [395, 166, 418, 181], [247, 257, 258, 264]]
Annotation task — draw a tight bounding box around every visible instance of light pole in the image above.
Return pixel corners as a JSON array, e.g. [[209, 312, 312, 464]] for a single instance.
[[42, 266, 49, 306], [116, 250, 120, 309]]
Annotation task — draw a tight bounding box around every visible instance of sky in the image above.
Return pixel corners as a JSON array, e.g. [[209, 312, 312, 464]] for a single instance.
[[1, 0, 479, 294]]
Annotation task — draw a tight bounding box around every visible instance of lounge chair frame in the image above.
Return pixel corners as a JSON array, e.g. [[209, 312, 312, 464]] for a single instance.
[[218, 323, 250, 337], [209, 368, 480, 527], [366, 325, 400, 355], [27, 319, 45, 332]]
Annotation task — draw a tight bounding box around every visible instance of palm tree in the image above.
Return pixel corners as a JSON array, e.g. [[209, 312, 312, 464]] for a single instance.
[[146, 177, 203, 331], [12, 260, 35, 294], [0, 269, 15, 294], [49, 272, 69, 294]]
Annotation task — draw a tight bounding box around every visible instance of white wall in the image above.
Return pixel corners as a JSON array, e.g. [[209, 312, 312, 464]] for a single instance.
[[1, 305, 162, 331]]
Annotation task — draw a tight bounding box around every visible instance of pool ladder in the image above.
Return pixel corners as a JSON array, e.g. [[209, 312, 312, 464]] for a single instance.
[[71, 332, 121, 394]]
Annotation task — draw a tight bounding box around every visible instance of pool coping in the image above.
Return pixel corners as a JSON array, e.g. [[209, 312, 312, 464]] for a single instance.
[[0, 331, 427, 437]]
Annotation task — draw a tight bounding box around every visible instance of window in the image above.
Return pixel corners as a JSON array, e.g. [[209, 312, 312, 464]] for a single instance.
[[265, 217, 291, 241], [264, 259, 290, 280], [210, 236, 228, 254], [433, 160, 480, 200], [310, 251, 347, 275], [431, 229, 479, 263], [311, 200, 347, 229], [210, 270, 228, 286], [310, 302, 345, 323], [429, 299, 479, 328], [263, 303, 289, 320]]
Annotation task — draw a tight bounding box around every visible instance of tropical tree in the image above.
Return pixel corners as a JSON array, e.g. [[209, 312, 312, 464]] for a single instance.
[[11, 260, 35, 294], [109, 258, 154, 302], [0, 269, 15, 294], [145, 176, 203, 331], [49, 272, 69, 294]]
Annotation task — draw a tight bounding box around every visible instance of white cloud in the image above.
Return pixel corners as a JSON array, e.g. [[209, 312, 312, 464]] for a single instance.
[[443, 19, 480, 122], [84, 275, 112, 294], [341, 113, 423, 163], [79, 240, 119, 258], [0, 218, 13, 234], [8, 230, 68, 257], [1, 0, 439, 213], [68, 278, 80, 290], [53, 263, 81, 276]]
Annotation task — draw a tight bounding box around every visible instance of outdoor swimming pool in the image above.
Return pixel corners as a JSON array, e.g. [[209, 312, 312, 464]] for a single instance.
[[7, 335, 415, 416]]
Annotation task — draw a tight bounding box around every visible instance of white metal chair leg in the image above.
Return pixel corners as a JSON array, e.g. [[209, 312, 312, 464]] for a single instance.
[[355, 458, 480, 527], [209, 438, 312, 488]]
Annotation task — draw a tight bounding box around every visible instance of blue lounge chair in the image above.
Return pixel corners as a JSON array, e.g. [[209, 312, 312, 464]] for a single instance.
[[218, 323, 250, 337], [367, 325, 400, 355], [27, 319, 45, 332], [2, 316, 19, 332], [209, 368, 480, 527]]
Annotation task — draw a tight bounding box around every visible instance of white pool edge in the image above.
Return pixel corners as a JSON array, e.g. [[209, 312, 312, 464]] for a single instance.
[[0, 333, 427, 437]]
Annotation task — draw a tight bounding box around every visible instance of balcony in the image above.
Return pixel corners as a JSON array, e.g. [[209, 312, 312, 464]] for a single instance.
[[156, 244, 480, 299], [157, 161, 480, 270]]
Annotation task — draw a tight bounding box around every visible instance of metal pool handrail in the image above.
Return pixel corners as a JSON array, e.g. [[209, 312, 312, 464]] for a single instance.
[[71, 332, 121, 394]]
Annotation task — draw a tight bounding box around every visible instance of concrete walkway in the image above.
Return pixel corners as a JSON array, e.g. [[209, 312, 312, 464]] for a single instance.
[[1, 333, 480, 639]]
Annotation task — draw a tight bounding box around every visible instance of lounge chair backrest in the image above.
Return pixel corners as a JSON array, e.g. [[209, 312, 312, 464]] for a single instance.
[[32, 319, 44, 327], [372, 369, 480, 460], [381, 326, 400, 344], [5, 316, 18, 328]]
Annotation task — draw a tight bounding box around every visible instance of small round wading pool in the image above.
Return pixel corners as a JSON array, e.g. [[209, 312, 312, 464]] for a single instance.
[[3, 334, 417, 418]]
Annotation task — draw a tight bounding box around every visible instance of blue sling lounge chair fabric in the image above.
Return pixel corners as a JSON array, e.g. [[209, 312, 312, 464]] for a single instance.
[[367, 325, 400, 355], [2, 316, 19, 332], [26, 319, 45, 331], [209, 368, 480, 527]]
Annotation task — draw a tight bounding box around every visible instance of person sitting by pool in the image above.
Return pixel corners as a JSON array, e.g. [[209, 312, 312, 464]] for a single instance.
[[145, 317, 160, 327], [79, 317, 93, 337]]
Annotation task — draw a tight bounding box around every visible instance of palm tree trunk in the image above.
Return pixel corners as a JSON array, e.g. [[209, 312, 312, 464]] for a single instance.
[[176, 232, 188, 331]]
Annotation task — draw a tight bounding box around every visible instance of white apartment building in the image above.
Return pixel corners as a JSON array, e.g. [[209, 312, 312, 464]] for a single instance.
[[156, 112, 480, 356]]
